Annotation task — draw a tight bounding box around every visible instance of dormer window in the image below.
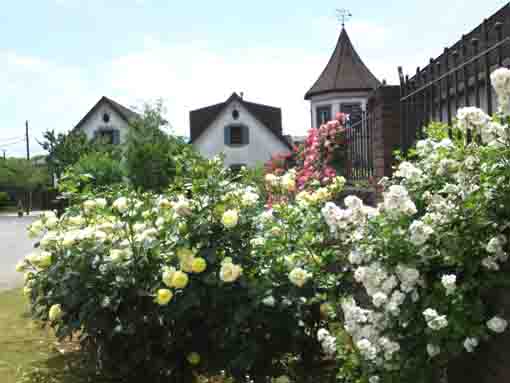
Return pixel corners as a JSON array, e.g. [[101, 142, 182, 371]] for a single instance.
[[317, 105, 331, 127]]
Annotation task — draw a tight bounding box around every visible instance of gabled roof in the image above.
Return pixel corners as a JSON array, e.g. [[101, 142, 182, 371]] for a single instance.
[[189, 92, 292, 149], [74, 96, 140, 131], [305, 28, 380, 100]]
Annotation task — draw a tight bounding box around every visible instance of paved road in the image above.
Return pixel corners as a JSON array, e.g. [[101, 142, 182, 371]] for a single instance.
[[0, 215, 38, 291]]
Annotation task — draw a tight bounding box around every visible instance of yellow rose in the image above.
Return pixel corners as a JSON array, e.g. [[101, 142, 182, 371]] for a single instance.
[[176, 247, 194, 260], [222, 209, 239, 229], [23, 272, 34, 284], [191, 257, 207, 273], [48, 304, 63, 321], [23, 286, 32, 297], [162, 267, 176, 287], [45, 217, 59, 229], [37, 252, 52, 269], [281, 174, 296, 192], [187, 352, 201, 365], [15, 260, 26, 273], [158, 198, 172, 209], [219, 261, 242, 283], [83, 199, 96, 212], [109, 249, 126, 263], [265, 173, 279, 186], [155, 289, 173, 305], [171, 271, 189, 289]]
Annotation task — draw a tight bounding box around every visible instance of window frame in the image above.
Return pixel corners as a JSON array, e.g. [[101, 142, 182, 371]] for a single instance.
[[316, 105, 332, 127]]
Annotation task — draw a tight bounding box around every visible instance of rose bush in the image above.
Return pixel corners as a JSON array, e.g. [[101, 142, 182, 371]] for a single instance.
[[19, 154, 348, 383], [258, 67, 510, 383]]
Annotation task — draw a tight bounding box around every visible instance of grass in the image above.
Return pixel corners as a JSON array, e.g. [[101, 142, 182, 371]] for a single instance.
[[0, 288, 95, 383]]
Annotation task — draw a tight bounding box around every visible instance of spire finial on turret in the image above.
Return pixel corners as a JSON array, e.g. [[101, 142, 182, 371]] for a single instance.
[[336, 8, 352, 29]]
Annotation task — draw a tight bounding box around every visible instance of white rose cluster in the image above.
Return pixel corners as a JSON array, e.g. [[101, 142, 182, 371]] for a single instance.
[[409, 220, 434, 246], [456, 107, 490, 134], [491, 67, 510, 115], [382, 185, 417, 216], [321, 195, 378, 237], [317, 328, 337, 356], [482, 235, 508, 271], [394, 161, 423, 181], [423, 308, 448, 331]]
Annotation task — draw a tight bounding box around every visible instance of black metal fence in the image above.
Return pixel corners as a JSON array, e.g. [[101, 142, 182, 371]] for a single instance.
[[399, 3, 510, 152], [345, 111, 375, 181]]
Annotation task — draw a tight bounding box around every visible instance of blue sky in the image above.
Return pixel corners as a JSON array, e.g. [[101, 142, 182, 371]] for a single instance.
[[1, 0, 508, 157]]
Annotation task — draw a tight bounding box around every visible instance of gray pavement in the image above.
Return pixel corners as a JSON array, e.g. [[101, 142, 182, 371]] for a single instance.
[[0, 215, 39, 291]]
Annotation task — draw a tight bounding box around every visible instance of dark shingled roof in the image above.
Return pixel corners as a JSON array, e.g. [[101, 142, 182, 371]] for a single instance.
[[305, 28, 380, 100], [189, 92, 292, 149], [74, 96, 140, 131]]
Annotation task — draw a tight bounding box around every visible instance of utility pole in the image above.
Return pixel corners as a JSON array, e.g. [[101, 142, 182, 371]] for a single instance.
[[25, 120, 31, 215], [2, 150, 5, 159]]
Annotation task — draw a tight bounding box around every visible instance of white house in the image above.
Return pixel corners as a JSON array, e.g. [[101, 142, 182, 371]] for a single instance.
[[189, 93, 292, 169], [305, 27, 380, 129], [73, 96, 140, 145]]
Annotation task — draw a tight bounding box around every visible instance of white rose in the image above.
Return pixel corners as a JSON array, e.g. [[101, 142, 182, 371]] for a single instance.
[[463, 337, 479, 353], [262, 296, 276, 307], [288, 267, 311, 287], [487, 316, 508, 333], [372, 292, 388, 308], [427, 343, 441, 357], [113, 197, 128, 213], [441, 274, 457, 295]]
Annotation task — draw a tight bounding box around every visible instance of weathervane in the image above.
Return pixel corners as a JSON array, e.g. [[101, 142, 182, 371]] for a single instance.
[[336, 8, 352, 28]]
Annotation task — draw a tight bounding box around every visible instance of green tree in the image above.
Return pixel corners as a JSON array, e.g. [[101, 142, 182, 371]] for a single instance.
[[39, 130, 94, 179], [124, 102, 193, 192], [0, 157, 50, 190]]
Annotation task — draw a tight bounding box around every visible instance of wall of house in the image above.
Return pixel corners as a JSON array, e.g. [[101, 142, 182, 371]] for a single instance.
[[77, 103, 130, 144], [192, 100, 290, 168], [310, 91, 371, 129]]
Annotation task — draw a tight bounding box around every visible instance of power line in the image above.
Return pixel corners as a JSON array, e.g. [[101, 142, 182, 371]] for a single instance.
[[0, 136, 24, 143], [0, 139, 25, 148], [0, 138, 25, 146]]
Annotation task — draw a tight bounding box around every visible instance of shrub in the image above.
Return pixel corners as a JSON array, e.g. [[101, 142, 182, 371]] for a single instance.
[[19, 156, 347, 383], [59, 151, 124, 195], [259, 69, 510, 383], [0, 191, 10, 207]]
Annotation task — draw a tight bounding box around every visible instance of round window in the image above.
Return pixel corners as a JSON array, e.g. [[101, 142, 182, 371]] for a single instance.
[[232, 110, 240, 120], [103, 113, 110, 123]]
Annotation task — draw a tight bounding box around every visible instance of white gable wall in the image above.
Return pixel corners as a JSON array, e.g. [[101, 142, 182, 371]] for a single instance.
[[192, 100, 290, 168], [76, 102, 130, 144]]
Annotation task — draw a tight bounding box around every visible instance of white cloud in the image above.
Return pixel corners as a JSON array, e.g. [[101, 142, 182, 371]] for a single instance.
[[106, 37, 327, 137]]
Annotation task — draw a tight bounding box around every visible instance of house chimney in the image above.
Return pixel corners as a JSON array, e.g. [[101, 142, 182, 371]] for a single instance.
[[240, 92, 244, 99]]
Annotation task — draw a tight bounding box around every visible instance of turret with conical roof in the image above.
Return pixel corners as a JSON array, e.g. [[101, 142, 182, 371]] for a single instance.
[[305, 27, 380, 128]]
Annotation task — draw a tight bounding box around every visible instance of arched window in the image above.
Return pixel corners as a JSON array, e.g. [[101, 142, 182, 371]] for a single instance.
[[224, 124, 249, 146]]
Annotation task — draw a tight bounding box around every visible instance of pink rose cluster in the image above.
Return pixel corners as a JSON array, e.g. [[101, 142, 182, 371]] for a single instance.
[[296, 113, 348, 188]]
